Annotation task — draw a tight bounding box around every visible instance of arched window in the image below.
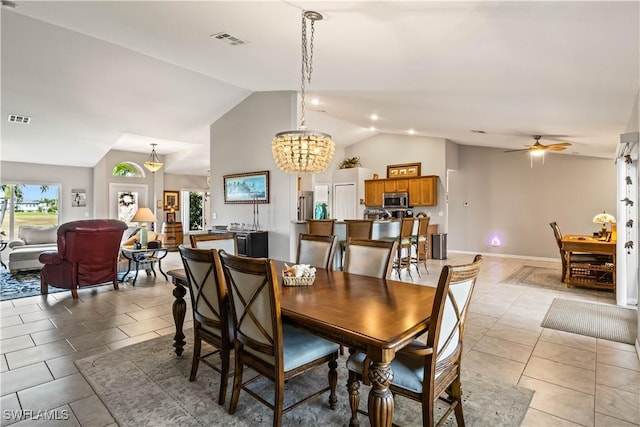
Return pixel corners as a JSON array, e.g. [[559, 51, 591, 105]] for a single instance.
[[112, 162, 145, 177]]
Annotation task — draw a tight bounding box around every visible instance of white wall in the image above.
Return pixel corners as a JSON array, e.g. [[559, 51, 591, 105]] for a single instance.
[[210, 91, 297, 262], [448, 146, 617, 258]]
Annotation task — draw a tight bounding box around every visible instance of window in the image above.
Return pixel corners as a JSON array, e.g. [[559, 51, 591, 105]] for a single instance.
[[112, 162, 145, 177], [0, 184, 59, 239], [181, 190, 210, 233]]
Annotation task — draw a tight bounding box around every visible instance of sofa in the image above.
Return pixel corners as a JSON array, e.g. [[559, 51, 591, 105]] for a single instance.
[[8, 225, 58, 273]]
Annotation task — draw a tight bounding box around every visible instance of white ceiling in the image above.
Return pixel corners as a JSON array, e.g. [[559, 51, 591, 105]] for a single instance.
[[1, 1, 638, 175]]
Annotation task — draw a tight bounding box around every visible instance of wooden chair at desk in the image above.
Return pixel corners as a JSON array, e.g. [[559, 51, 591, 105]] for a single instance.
[[549, 222, 600, 282]]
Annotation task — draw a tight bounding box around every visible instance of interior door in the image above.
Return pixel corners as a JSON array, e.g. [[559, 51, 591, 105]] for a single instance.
[[108, 183, 148, 224], [333, 183, 356, 221]]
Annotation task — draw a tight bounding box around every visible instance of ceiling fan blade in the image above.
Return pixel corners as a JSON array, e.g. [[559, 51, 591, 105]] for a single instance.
[[503, 148, 532, 153], [546, 145, 569, 151], [548, 142, 572, 147]]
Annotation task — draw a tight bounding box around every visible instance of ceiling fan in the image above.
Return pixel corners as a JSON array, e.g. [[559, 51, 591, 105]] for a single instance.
[[504, 135, 572, 155]]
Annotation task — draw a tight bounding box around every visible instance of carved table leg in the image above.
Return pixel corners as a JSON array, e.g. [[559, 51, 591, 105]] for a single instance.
[[367, 361, 394, 427], [172, 282, 187, 356]]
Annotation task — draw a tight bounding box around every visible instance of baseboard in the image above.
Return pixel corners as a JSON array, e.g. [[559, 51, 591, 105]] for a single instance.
[[448, 250, 559, 263]]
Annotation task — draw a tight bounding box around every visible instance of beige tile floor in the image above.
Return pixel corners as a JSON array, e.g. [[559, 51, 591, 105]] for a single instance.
[[0, 252, 638, 426]]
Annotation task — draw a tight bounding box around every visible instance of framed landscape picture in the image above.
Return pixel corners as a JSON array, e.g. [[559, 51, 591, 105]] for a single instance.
[[223, 171, 270, 204]]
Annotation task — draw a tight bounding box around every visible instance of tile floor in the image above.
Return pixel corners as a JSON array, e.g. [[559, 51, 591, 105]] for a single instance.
[[0, 252, 638, 426]]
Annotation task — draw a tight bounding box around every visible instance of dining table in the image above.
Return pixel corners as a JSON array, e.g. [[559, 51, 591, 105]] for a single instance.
[[167, 262, 437, 427]]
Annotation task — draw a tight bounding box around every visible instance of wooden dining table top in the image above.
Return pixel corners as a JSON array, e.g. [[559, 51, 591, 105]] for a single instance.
[[168, 260, 437, 359]]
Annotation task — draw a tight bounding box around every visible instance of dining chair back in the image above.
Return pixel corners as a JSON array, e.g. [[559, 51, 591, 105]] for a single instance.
[[337, 220, 374, 270], [306, 219, 336, 236], [190, 232, 237, 255], [178, 245, 232, 405], [296, 233, 339, 270], [411, 216, 431, 276], [346, 254, 483, 426], [218, 251, 340, 427], [343, 239, 398, 279]]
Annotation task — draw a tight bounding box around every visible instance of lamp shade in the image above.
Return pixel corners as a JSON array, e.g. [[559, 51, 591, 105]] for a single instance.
[[592, 212, 616, 224], [132, 207, 157, 223]]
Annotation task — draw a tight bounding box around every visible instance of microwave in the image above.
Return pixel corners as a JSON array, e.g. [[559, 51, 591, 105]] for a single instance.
[[382, 192, 409, 208]]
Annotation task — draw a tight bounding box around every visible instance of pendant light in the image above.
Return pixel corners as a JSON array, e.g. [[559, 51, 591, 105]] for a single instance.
[[272, 11, 335, 174], [143, 143, 163, 173]]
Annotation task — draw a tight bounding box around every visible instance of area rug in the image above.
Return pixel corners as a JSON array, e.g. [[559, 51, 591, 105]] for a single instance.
[[500, 266, 610, 297], [542, 298, 637, 345], [0, 269, 64, 301], [76, 334, 534, 427]]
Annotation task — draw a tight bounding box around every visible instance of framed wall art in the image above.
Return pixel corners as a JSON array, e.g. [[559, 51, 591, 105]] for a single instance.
[[387, 162, 421, 178], [163, 191, 179, 210], [223, 171, 270, 204]]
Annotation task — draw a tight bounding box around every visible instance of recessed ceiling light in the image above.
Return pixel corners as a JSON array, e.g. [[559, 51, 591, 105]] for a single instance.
[[370, 114, 378, 121], [8, 114, 31, 124], [311, 98, 320, 106], [369, 126, 376, 131], [407, 129, 416, 135]]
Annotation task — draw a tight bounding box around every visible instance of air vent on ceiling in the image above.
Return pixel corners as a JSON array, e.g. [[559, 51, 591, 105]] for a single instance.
[[8, 114, 31, 124], [210, 32, 248, 46]]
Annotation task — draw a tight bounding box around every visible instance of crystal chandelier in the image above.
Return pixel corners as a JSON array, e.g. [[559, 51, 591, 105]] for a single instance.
[[272, 11, 335, 174], [143, 143, 163, 173]]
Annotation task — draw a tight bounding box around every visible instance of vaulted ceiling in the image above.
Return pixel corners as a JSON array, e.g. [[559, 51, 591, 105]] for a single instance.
[[1, 1, 638, 175]]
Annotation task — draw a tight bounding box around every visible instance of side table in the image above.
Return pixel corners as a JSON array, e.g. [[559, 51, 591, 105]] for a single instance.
[[120, 246, 169, 286]]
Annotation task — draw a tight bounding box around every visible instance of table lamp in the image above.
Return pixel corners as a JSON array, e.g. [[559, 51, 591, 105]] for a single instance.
[[592, 211, 616, 237], [131, 207, 157, 247]]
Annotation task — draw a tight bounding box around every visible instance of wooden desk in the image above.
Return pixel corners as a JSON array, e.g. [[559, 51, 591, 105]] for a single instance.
[[561, 235, 616, 291], [168, 264, 437, 427]]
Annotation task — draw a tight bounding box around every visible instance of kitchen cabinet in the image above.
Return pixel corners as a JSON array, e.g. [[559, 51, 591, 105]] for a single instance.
[[364, 180, 385, 207], [365, 176, 438, 207], [408, 176, 437, 206]]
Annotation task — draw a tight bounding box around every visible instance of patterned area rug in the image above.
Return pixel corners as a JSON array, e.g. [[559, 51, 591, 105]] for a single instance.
[[0, 269, 64, 301], [76, 334, 534, 427], [542, 298, 637, 345], [500, 265, 610, 296]]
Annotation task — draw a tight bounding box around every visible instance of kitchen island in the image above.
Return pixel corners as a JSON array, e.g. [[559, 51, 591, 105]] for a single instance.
[[289, 219, 438, 263]]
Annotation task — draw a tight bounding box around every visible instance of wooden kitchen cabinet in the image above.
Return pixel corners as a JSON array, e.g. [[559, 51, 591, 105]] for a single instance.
[[364, 180, 385, 207], [365, 175, 438, 207], [409, 176, 437, 206]]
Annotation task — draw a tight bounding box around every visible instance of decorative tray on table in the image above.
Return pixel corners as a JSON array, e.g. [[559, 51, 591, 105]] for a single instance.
[[282, 264, 316, 287]]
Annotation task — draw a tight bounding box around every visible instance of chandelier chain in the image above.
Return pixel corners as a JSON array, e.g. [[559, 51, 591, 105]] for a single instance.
[[300, 13, 316, 128]]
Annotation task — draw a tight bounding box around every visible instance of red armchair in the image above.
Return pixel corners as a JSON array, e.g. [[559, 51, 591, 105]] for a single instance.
[[39, 219, 128, 299]]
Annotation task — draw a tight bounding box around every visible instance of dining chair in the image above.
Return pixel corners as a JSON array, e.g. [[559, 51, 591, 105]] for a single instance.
[[346, 254, 483, 427], [343, 239, 398, 279], [178, 245, 233, 405], [296, 233, 339, 270], [411, 216, 431, 276], [218, 251, 340, 427], [549, 222, 599, 282], [338, 220, 374, 269], [306, 219, 336, 236], [190, 232, 237, 255]]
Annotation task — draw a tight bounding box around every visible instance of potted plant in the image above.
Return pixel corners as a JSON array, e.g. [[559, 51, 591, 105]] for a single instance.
[[339, 157, 362, 169]]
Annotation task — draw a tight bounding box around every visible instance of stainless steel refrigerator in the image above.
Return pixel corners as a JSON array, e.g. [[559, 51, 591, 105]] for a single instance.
[[297, 191, 314, 221]]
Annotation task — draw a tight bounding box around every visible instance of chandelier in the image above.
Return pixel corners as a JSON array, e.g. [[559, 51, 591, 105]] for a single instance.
[[272, 11, 335, 174], [143, 143, 163, 173]]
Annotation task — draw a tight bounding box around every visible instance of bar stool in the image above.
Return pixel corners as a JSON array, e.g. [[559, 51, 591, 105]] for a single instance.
[[381, 217, 415, 279], [306, 219, 336, 236], [411, 216, 430, 276]]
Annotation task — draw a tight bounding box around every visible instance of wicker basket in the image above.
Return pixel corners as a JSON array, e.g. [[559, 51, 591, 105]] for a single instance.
[[282, 274, 315, 287]]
